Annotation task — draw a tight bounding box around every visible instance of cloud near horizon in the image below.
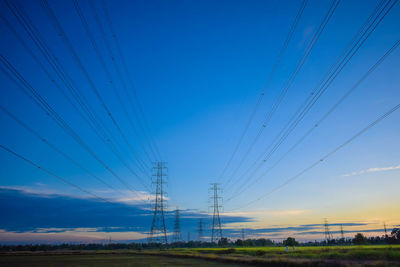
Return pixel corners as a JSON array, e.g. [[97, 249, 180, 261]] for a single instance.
[[342, 165, 400, 177], [0, 187, 389, 244], [0, 187, 250, 243]]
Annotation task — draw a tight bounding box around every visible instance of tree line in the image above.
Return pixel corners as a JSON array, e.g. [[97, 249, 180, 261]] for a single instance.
[[0, 228, 398, 252]]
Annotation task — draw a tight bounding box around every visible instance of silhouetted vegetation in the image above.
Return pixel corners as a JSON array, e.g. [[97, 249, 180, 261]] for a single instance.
[[353, 233, 367, 245], [283, 237, 299, 246], [1, 228, 399, 252]]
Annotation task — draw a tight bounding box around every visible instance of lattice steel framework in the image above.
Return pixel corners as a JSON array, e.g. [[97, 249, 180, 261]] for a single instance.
[[209, 183, 223, 242], [149, 162, 168, 243], [324, 218, 333, 241], [198, 218, 203, 241], [172, 207, 182, 242]]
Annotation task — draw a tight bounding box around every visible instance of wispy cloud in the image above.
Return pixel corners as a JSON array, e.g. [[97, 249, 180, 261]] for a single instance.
[[222, 209, 308, 217], [0, 185, 151, 205], [0, 187, 249, 243], [341, 165, 400, 177]]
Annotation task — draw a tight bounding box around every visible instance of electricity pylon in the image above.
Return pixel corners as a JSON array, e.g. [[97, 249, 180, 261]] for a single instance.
[[209, 183, 223, 242], [149, 162, 168, 244], [340, 224, 344, 239], [198, 218, 203, 241], [241, 228, 245, 240], [172, 207, 182, 242], [324, 218, 333, 241], [384, 222, 388, 237]]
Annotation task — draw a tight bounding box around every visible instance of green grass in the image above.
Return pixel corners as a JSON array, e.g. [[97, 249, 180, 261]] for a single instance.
[[0, 253, 248, 267], [166, 245, 400, 264], [1, 246, 399, 266]]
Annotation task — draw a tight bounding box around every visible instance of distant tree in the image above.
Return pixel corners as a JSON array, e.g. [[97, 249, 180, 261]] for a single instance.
[[235, 239, 243, 246], [353, 233, 367, 245], [218, 237, 229, 247], [243, 239, 254, 246], [254, 238, 273, 246], [391, 228, 400, 239], [283, 237, 298, 247]]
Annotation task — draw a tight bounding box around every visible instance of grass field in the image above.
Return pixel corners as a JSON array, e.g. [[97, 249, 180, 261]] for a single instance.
[[165, 245, 400, 266], [171, 245, 400, 260], [0, 253, 246, 267], [1, 245, 399, 266]]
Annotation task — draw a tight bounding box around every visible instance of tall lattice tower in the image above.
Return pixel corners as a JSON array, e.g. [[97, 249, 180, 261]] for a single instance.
[[324, 218, 333, 241], [241, 228, 245, 240], [340, 224, 344, 239], [198, 218, 203, 241], [384, 222, 388, 237], [172, 207, 182, 242], [149, 162, 168, 243], [209, 183, 223, 242]]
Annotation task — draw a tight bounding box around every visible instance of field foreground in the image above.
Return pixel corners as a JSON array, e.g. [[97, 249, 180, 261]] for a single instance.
[[1, 245, 400, 266]]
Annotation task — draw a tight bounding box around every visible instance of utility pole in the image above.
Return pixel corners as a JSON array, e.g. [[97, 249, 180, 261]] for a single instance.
[[324, 218, 333, 242], [198, 218, 203, 241], [149, 162, 168, 244], [172, 207, 182, 242], [209, 183, 223, 243]]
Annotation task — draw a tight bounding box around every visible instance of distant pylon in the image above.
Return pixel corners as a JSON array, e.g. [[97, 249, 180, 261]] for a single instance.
[[209, 183, 223, 242], [198, 218, 203, 241], [384, 222, 388, 237], [340, 224, 344, 239], [241, 228, 245, 240], [172, 207, 182, 242], [324, 218, 333, 241], [149, 162, 168, 244]]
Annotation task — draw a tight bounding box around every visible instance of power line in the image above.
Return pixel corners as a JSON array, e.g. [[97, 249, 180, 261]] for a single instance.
[[0, 105, 127, 197], [226, 0, 396, 196], [217, 0, 309, 182], [0, 54, 141, 197], [0, 144, 137, 212], [71, 0, 151, 176], [2, 0, 150, 191], [72, 0, 152, 170], [227, 38, 400, 202], [223, 0, 340, 188], [86, 0, 157, 164], [39, 0, 151, 187], [228, 102, 400, 211], [0, 4, 124, 159], [100, 0, 162, 161]]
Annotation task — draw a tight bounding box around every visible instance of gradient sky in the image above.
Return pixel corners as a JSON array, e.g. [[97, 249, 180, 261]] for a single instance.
[[0, 0, 399, 243]]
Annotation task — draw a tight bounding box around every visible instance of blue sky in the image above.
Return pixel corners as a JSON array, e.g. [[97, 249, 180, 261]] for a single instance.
[[0, 0, 399, 243]]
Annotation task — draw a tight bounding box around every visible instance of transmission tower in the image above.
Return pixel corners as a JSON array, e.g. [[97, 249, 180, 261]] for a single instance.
[[172, 207, 182, 242], [340, 224, 344, 239], [198, 218, 203, 241], [384, 222, 388, 237], [241, 228, 245, 240], [209, 183, 223, 242], [324, 218, 333, 241], [149, 162, 168, 244]]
